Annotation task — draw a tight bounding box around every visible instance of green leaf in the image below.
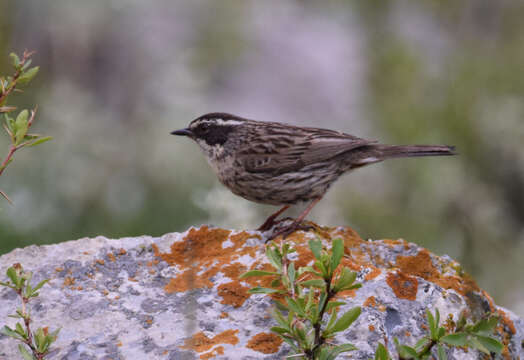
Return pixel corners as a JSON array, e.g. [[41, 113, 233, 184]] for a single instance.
[[281, 335, 300, 352], [325, 301, 346, 312], [9, 53, 21, 68], [286, 297, 306, 317], [333, 267, 357, 292], [271, 308, 289, 328], [248, 286, 281, 294], [1, 325, 24, 340], [17, 66, 39, 85], [308, 238, 322, 260], [270, 278, 281, 287], [14, 109, 29, 145], [374, 343, 391, 360], [456, 312, 466, 331], [15, 322, 26, 337], [35, 327, 45, 352], [324, 309, 338, 338], [266, 246, 282, 271], [318, 292, 327, 318], [6, 266, 19, 286], [17, 344, 36, 360], [287, 263, 296, 285], [293, 321, 306, 342], [414, 337, 431, 352], [473, 335, 503, 354], [468, 336, 490, 355], [397, 345, 418, 359], [441, 332, 468, 346], [239, 270, 278, 278], [297, 265, 321, 277], [270, 326, 289, 335], [326, 343, 358, 359], [326, 306, 361, 335], [274, 300, 289, 312], [471, 316, 499, 335], [437, 344, 447, 360], [315, 260, 328, 278], [300, 279, 325, 288], [32, 279, 49, 293], [29, 136, 52, 147], [330, 238, 343, 273], [427, 309, 436, 339]]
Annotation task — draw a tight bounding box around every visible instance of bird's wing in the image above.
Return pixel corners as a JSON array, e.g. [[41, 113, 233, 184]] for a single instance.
[[240, 127, 375, 174]]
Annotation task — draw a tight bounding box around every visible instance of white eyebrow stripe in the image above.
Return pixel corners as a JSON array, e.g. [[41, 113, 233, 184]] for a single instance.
[[194, 119, 245, 127]]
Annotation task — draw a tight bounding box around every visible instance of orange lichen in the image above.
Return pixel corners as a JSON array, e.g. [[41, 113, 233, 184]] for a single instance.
[[181, 330, 239, 353], [382, 239, 406, 247], [153, 227, 262, 297], [386, 272, 418, 300], [337, 289, 357, 298], [217, 281, 250, 308], [364, 266, 382, 281], [164, 267, 219, 293], [200, 345, 224, 360], [63, 277, 76, 287], [219, 312, 228, 319], [497, 309, 516, 334], [154, 227, 232, 267], [118, 248, 126, 256], [395, 249, 481, 298], [363, 296, 377, 308], [368, 324, 375, 332], [107, 253, 116, 262], [246, 332, 283, 354], [222, 263, 247, 280]]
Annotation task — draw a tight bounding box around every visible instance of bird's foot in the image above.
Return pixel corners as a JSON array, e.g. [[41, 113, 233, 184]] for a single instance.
[[257, 205, 291, 231], [265, 220, 315, 242], [257, 217, 278, 232]]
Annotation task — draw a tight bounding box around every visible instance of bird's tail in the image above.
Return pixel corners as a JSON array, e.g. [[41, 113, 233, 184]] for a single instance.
[[377, 144, 457, 159]]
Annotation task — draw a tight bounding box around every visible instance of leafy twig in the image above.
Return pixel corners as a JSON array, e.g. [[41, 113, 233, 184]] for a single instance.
[[0, 51, 51, 204], [0, 264, 60, 360], [241, 238, 362, 359]]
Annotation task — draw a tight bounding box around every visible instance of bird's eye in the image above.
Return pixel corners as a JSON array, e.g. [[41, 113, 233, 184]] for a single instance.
[[200, 124, 210, 134]]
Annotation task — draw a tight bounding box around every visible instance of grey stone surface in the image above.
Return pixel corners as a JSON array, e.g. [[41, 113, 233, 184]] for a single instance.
[[0, 225, 522, 359]]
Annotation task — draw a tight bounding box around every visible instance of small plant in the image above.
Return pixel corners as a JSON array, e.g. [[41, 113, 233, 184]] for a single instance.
[[241, 238, 362, 359], [371, 309, 504, 360], [0, 264, 59, 360], [0, 50, 51, 204], [373, 343, 391, 360]]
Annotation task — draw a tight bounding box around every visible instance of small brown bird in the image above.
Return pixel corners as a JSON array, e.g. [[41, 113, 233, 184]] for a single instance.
[[172, 113, 455, 239]]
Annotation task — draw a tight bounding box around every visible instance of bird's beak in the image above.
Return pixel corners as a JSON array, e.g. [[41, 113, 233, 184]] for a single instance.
[[171, 128, 193, 137]]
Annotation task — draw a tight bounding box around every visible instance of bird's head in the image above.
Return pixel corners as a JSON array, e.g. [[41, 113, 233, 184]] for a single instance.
[[171, 113, 247, 159]]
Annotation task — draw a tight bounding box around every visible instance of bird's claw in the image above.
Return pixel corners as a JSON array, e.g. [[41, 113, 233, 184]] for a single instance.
[[265, 221, 314, 242]]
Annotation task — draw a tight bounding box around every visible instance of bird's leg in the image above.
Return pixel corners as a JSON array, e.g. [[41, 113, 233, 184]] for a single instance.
[[257, 205, 290, 231], [268, 197, 322, 241]]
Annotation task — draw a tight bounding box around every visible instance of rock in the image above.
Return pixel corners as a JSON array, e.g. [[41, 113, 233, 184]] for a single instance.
[[0, 224, 522, 359]]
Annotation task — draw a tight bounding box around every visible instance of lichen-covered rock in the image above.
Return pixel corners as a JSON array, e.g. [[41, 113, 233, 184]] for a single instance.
[[0, 224, 522, 359]]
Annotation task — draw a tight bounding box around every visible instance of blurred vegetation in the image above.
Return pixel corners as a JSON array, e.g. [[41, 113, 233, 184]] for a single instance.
[[0, 1, 522, 315]]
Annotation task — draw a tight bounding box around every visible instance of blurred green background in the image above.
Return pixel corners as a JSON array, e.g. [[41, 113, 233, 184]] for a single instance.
[[0, 1, 523, 315]]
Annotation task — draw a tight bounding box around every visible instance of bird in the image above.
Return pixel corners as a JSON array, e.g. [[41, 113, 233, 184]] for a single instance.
[[171, 113, 456, 240]]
